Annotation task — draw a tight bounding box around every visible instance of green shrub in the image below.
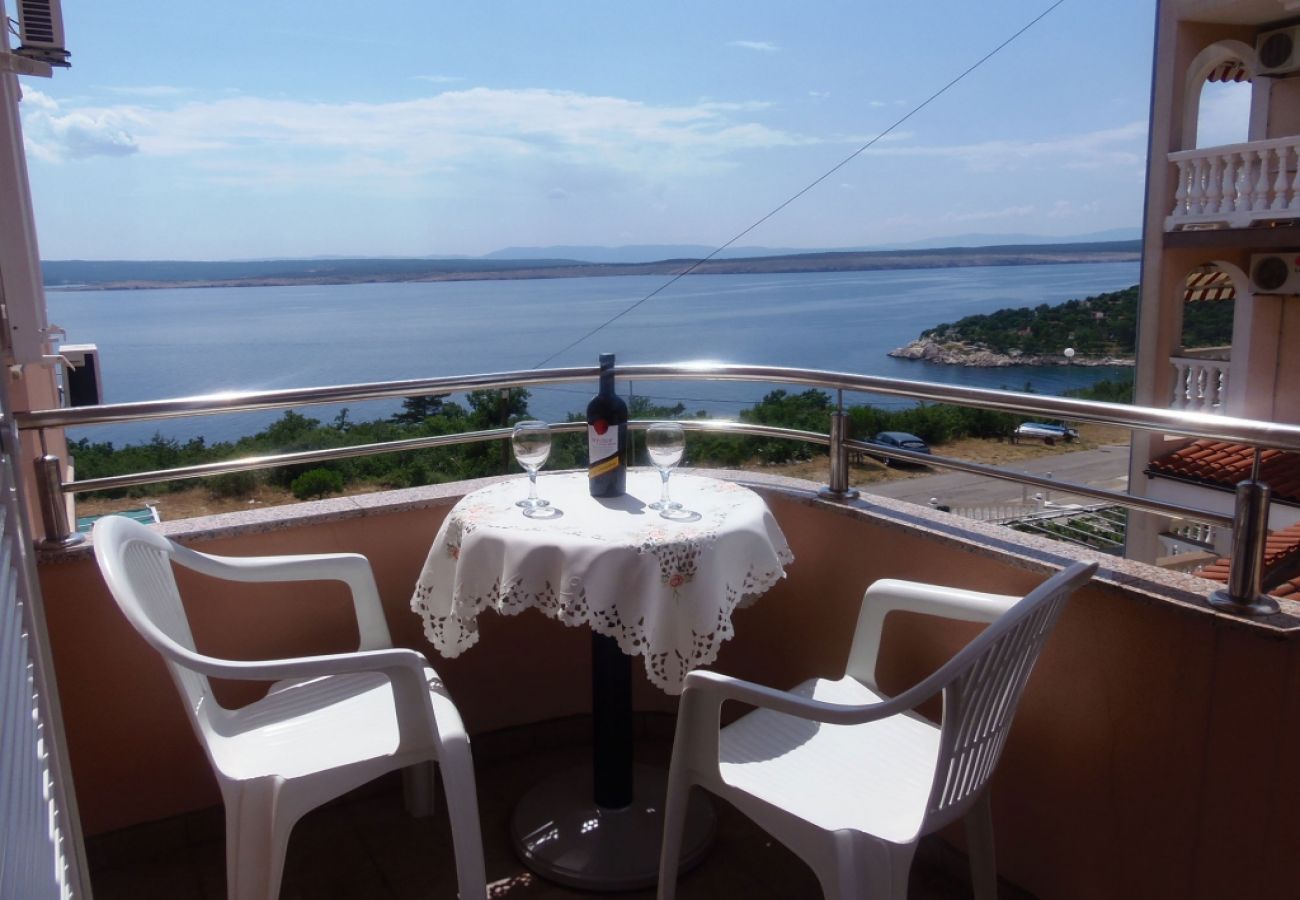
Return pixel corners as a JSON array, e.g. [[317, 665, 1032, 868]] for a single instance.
[[290, 468, 344, 500], [206, 470, 259, 498]]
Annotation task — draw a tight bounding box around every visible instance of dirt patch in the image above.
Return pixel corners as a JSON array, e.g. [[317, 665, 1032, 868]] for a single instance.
[[73, 424, 1132, 525]]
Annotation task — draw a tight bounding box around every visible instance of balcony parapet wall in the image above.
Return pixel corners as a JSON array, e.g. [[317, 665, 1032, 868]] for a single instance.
[[1167, 136, 1300, 230], [36, 473, 1300, 900]]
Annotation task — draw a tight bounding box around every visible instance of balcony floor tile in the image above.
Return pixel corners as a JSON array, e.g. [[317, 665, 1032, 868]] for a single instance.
[[85, 729, 1037, 899]]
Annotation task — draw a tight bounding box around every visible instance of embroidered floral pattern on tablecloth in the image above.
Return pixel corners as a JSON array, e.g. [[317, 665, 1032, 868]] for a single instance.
[[410, 472, 793, 692]]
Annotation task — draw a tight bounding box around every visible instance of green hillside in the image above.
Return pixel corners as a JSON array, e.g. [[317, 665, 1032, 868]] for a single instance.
[[920, 285, 1232, 358]]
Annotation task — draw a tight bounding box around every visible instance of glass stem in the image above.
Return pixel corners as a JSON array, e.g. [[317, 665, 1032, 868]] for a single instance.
[[528, 470, 538, 501], [659, 469, 671, 506]]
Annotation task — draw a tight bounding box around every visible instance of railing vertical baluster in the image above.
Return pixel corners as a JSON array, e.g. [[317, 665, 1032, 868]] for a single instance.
[[1211, 152, 1232, 215], [819, 390, 859, 502], [1170, 361, 1188, 409], [1199, 155, 1216, 215], [1291, 146, 1300, 212], [1251, 149, 1270, 212], [1171, 159, 1189, 218], [499, 388, 510, 474], [1210, 470, 1279, 615], [1271, 146, 1289, 211], [35, 453, 81, 549]]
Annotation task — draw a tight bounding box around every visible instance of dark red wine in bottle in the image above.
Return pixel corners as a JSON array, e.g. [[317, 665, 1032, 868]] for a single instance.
[[587, 353, 628, 496]]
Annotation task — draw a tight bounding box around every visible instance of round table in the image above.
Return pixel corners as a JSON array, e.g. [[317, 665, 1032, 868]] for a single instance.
[[411, 470, 793, 889]]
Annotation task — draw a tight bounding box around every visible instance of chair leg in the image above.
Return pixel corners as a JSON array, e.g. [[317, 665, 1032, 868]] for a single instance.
[[811, 834, 915, 900], [224, 781, 292, 900], [436, 737, 488, 900], [656, 771, 693, 900], [402, 761, 439, 818], [965, 791, 998, 900]]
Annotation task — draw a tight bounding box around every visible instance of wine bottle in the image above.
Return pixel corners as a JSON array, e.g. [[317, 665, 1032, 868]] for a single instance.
[[587, 353, 628, 496]]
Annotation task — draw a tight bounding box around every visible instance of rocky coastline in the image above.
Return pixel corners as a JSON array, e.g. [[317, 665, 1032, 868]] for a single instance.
[[888, 337, 1134, 367]]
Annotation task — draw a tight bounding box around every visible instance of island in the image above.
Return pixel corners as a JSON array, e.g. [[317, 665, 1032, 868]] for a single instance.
[[890, 284, 1232, 367]]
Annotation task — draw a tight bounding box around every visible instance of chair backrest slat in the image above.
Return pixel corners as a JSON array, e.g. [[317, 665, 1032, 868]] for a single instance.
[[97, 518, 217, 735], [925, 562, 1092, 828]]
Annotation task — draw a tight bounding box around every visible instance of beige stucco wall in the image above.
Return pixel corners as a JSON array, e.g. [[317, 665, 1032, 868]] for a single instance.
[[36, 483, 1300, 899]]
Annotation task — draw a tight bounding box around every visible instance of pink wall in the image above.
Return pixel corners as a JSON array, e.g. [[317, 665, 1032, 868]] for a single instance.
[[38, 488, 1300, 899]]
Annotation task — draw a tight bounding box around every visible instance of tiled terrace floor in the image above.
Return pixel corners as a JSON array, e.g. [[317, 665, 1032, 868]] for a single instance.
[[86, 719, 1038, 900]]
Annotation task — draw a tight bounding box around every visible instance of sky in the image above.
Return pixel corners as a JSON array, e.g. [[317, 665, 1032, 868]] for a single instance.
[[10, 0, 1246, 260]]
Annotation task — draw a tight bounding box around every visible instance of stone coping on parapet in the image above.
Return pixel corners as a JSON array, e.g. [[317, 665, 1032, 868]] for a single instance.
[[40, 466, 1300, 635]]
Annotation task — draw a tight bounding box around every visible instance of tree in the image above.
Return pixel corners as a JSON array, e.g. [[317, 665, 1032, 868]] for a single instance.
[[466, 388, 531, 428], [391, 395, 445, 425]]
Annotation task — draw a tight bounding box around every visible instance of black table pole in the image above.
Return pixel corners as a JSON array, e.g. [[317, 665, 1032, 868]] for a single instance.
[[591, 632, 634, 809]]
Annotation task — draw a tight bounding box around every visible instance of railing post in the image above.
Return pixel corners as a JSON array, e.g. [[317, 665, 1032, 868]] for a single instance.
[[499, 388, 510, 474], [819, 392, 859, 501], [1209, 479, 1279, 615], [35, 454, 82, 549]]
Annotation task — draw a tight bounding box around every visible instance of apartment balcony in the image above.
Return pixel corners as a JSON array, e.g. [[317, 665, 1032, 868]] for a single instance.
[[1169, 346, 1230, 413], [23, 364, 1300, 900], [1166, 135, 1300, 231]]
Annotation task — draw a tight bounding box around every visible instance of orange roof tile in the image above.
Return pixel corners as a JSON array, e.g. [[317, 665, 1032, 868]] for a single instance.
[[1147, 441, 1300, 503], [1193, 521, 1300, 597]]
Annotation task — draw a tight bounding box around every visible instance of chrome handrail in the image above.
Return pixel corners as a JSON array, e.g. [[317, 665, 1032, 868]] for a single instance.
[[62, 420, 828, 495], [19, 362, 1285, 615], [17, 362, 1300, 449]]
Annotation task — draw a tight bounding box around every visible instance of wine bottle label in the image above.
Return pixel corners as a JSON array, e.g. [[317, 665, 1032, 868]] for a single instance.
[[589, 455, 620, 478], [588, 423, 618, 464]]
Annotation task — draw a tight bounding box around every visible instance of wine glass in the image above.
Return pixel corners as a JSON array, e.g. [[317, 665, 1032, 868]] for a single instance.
[[512, 421, 552, 516], [646, 422, 686, 515]]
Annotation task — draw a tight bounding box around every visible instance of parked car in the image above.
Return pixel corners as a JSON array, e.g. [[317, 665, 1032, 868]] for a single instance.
[[866, 431, 932, 466], [1013, 422, 1079, 445]]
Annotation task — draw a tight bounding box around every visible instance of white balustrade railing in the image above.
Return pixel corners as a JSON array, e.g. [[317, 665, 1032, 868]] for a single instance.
[[1170, 354, 1229, 412], [1167, 135, 1300, 229], [1166, 519, 1218, 547]]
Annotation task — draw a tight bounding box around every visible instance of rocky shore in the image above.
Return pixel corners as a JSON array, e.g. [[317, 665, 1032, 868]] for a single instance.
[[888, 337, 1134, 367]]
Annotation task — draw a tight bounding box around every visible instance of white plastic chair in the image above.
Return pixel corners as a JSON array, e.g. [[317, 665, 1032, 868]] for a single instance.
[[92, 515, 487, 900], [657, 561, 1097, 900]]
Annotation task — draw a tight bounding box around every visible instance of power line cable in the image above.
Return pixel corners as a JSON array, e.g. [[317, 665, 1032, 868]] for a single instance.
[[532, 0, 1068, 369]]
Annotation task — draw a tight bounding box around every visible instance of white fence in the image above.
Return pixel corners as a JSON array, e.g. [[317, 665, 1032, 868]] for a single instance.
[[1167, 135, 1300, 230], [1169, 354, 1229, 413]]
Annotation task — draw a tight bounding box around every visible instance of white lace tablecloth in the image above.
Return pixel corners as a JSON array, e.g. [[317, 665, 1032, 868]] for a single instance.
[[411, 471, 793, 693]]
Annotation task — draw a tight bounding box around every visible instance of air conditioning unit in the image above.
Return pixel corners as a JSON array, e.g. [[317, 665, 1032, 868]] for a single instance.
[[1249, 253, 1300, 295], [13, 0, 70, 68], [1257, 25, 1300, 76], [58, 344, 100, 407]]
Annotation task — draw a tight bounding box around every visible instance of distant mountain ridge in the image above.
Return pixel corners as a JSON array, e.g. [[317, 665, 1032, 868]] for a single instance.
[[41, 239, 1141, 290], [483, 228, 1141, 263]]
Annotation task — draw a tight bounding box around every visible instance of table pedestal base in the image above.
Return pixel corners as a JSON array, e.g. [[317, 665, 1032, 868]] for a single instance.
[[510, 763, 716, 891]]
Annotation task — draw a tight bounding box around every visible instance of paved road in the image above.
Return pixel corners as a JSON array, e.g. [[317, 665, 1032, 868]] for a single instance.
[[861, 443, 1131, 510]]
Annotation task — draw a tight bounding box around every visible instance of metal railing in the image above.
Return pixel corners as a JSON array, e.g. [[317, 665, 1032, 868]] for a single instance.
[[18, 362, 1300, 615]]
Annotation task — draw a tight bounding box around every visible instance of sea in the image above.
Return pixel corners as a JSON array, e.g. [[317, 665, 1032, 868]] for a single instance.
[[46, 261, 1140, 447]]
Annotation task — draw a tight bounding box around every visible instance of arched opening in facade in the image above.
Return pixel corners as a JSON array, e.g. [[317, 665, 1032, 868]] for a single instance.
[[1181, 41, 1257, 151], [1173, 263, 1237, 411]]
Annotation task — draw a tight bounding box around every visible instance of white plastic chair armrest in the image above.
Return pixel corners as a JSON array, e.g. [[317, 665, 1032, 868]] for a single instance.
[[845, 579, 1018, 690], [147, 628, 440, 748], [170, 545, 393, 651], [681, 669, 919, 728]]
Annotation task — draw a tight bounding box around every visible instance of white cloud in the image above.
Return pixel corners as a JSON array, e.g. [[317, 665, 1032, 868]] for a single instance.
[[102, 85, 190, 97], [21, 86, 811, 182], [728, 40, 778, 52], [1195, 81, 1251, 148], [1048, 199, 1101, 219], [21, 89, 140, 161], [940, 205, 1037, 223], [865, 121, 1148, 173]]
